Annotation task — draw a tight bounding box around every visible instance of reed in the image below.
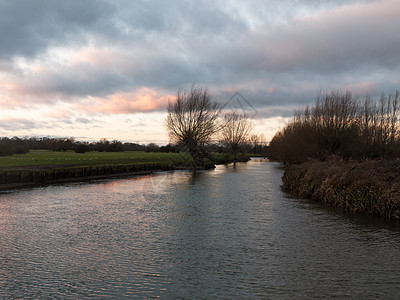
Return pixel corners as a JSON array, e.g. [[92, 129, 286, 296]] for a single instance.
[[282, 159, 400, 220]]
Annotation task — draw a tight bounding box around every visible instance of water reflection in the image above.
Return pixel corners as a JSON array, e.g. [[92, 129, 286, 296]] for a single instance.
[[1, 161, 400, 298]]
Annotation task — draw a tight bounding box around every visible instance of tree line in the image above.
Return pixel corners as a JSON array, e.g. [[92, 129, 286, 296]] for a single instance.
[[269, 90, 400, 164], [0, 135, 267, 158], [0, 137, 172, 156], [0, 137, 123, 156]]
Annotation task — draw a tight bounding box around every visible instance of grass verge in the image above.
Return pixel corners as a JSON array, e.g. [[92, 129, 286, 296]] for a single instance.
[[0, 150, 192, 169]]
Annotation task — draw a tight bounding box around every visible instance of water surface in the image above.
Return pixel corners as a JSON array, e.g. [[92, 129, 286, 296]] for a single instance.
[[1, 159, 400, 298]]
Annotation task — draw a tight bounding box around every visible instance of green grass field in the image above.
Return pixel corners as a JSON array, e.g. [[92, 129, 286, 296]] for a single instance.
[[0, 150, 193, 169]]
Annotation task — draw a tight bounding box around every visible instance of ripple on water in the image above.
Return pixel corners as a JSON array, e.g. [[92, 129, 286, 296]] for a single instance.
[[1, 161, 400, 298]]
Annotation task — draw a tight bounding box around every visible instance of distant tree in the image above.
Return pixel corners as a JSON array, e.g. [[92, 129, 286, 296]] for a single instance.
[[146, 143, 159, 152], [0, 136, 128, 155], [94, 138, 123, 152], [165, 86, 220, 167], [12, 136, 29, 154], [159, 143, 179, 153], [74, 143, 87, 153], [0, 137, 29, 156], [249, 134, 260, 153], [123, 142, 147, 151], [109, 140, 123, 152], [220, 111, 253, 160], [247, 134, 269, 155], [97, 138, 109, 152]]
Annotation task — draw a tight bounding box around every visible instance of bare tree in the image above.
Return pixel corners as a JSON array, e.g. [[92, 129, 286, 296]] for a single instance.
[[249, 134, 260, 153], [269, 90, 400, 162], [220, 111, 253, 160], [389, 91, 399, 153], [165, 86, 220, 167]]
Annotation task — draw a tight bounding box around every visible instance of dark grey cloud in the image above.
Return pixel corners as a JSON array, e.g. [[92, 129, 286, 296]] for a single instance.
[[1, 0, 399, 120], [0, 0, 116, 59], [112, 0, 247, 37], [0, 0, 247, 61]]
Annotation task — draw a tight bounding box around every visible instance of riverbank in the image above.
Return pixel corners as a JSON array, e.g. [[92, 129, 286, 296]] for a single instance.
[[0, 163, 174, 191], [0, 151, 249, 191], [282, 159, 400, 220]]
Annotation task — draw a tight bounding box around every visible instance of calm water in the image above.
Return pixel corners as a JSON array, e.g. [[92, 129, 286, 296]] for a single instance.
[[1, 159, 400, 298]]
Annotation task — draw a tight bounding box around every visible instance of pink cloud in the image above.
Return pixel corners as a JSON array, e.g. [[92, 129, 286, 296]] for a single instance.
[[69, 44, 155, 75], [267, 87, 275, 94], [0, 70, 70, 107], [344, 82, 376, 95], [223, 87, 236, 94], [71, 46, 127, 69], [77, 88, 173, 114]]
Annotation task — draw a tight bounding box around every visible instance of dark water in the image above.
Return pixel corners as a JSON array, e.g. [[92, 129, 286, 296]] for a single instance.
[[1, 159, 400, 299]]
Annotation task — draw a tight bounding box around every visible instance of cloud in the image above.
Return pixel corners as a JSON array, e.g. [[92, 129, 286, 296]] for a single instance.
[[76, 88, 173, 114], [75, 118, 90, 124], [2, 0, 398, 108], [0, 117, 42, 131], [209, 0, 400, 75], [0, 0, 117, 59], [0, 0, 399, 141]]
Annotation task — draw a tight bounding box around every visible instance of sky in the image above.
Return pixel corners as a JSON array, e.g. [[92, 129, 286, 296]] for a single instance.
[[0, 0, 399, 144]]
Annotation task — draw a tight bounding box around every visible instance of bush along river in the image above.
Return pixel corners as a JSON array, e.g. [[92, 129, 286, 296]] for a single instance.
[[282, 160, 400, 220], [1, 158, 400, 298]]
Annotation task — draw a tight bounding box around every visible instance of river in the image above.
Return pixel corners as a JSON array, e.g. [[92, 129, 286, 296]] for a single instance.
[[1, 159, 400, 298]]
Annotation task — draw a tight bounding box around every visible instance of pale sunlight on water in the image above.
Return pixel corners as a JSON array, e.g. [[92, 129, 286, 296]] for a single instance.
[[1, 159, 400, 298]]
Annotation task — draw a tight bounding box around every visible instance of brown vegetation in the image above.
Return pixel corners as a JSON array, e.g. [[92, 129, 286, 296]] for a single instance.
[[272, 90, 400, 220], [269, 90, 400, 163], [282, 159, 400, 220]]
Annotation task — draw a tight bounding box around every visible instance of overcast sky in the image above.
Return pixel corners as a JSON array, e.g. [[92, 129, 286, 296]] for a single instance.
[[0, 0, 399, 143]]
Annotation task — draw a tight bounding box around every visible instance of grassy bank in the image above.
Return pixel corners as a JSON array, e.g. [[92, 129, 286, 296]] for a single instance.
[[0, 150, 244, 190], [282, 160, 400, 220], [0, 150, 192, 169]]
